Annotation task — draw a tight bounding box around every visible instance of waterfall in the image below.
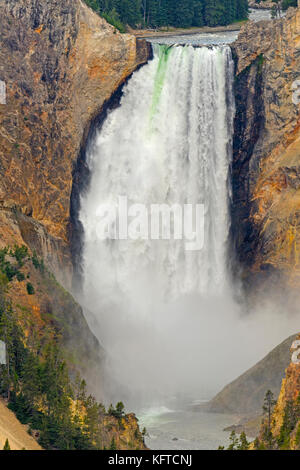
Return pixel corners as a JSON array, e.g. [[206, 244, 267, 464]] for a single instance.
[[79, 45, 236, 404]]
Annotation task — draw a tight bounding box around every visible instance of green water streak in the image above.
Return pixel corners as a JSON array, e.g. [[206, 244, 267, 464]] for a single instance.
[[149, 45, 173, 125]]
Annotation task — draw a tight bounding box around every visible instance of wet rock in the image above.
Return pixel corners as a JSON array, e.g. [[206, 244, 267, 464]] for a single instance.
[[231, 7, 300, 291]]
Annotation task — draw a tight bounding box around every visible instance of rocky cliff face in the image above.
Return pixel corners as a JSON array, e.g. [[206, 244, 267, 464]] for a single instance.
[[102, 413, 147, 450], [0, 0, 150, 287], [254, 334, 300, 449], [231, 8, 300, 292], [270, 335, 300, 448], [0, 0, 151, 413]]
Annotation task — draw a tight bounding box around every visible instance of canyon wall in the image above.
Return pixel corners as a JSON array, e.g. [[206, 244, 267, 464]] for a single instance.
[[0, 0, 150, 287], [269, 334, 300, 449], [252, 334, 300, 449], [231, 7, 300, 292], [208, 334, 297, 415], [0, 0, 150, 404]]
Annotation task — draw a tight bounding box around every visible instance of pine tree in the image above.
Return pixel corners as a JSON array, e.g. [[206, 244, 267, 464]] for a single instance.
[[173, 0, 195, 28], [192, 0, 204, 27], [84, 0, 249, 29], [110, 436, 117, 450], [3, 438, 10, 450], [261, 390, 276, 449], [238, 431, 249, 450], [281, 0, 297, 10], [204, 0, 226, 27], [227, 430, 239, 450], [115, 0, 142, 26], [263, 390, 276, 432], [115, 401, 125, 418]]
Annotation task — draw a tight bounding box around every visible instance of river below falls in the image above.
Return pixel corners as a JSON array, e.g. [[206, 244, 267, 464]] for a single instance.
[[138, 404, 239, 450]]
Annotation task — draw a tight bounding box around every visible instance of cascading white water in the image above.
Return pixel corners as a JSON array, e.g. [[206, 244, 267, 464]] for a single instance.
[[79, 45, 236, 405]]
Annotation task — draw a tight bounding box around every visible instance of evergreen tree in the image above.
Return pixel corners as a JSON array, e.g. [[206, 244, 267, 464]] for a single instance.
[[173, 0, 195, 28], [227, 430, 239, 450], [277, 399, 299, 449], [110, 436, 117, 450], [263, 390, 276, 432], [0, 245, 145, 451], [192, 0, 204, 27], [236, 0, 248, 20], [281, 0, 297, 10], [261, 390, 276, 449], [84, 0, 249, 30], [204, 0, 226, 26], [238, 431, 249, 450], [3, 438, 10, 450], [115, 0, 142, 26]]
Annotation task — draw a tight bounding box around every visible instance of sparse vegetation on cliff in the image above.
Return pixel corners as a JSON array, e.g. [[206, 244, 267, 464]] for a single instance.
[[0, 245, 146, 450], [222, 430, 250, 450], [223, 337, 300, 451], [250, 394, 300, 450]]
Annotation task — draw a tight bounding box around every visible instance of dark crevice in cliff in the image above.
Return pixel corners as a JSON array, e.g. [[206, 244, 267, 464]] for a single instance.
[[230, 53, 265, 289], [69, 51, 153, 290], [69, 85, 126, 290]]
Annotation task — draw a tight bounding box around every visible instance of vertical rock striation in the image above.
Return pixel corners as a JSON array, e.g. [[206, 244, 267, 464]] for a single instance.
[[0, 0, 150, 286], [231, 8, 300, 291]]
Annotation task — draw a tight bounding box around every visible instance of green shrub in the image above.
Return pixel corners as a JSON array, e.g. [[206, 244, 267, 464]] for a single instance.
[[26, 282, 35, 295], [32, 252, 45, 273], [16, 272, 25, 282], [3, 262, 18, 281], [10, 245, 28, 267]]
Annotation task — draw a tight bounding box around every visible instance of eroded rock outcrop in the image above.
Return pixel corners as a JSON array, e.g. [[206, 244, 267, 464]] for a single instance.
[[0, 0, 150, 286], [208, 334, 297, 415], [231, 8, 300, 291], [270, 335, 300, 445], [254, 334, 300, 449]]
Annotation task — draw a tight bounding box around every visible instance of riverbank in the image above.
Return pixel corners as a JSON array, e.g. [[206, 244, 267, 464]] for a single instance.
[[130, 8, 273, 39], [248, 0, 275, 9]]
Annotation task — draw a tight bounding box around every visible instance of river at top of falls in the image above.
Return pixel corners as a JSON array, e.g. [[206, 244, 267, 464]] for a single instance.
[[149, 9, 272, 46]]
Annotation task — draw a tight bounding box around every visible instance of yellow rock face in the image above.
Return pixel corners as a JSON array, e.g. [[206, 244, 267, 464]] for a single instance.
[[0, 399, 42, 450], [0, 0, 150, 286], [232, 8, 300, 290]]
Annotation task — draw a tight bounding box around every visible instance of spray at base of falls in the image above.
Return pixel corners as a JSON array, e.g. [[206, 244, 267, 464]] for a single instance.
[[78, 45, 299, 409]]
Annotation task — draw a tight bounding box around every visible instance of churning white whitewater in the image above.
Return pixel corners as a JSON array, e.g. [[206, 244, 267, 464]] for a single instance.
[[79, 45, 240, 405]]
